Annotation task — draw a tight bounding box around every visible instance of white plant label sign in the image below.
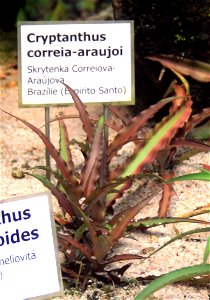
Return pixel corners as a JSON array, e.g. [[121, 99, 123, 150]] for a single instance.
[[0, 192, 63, 300], [18, 21, 135, 107]]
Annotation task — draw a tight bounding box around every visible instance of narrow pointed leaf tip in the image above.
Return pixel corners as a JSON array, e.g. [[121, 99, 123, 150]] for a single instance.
[[146, 55, 210, 82], [62, 82, 94, 143], [165, 172, 210, 182]]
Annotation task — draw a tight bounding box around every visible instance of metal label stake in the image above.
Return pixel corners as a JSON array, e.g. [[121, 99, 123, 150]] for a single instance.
[[45, 107, 51, 180]]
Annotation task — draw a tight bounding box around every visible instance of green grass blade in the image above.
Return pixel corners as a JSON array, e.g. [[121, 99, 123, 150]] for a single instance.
[[166, 172, 210, 182], [181, 163, 210, 173], [128, 217, 210, 229], [133, 264, 210, 300], [146, 227, 210, 259], [203, 237, 210, 263]]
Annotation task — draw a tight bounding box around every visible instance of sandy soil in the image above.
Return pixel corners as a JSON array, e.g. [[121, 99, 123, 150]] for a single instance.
[[0, 63, 209, 299]]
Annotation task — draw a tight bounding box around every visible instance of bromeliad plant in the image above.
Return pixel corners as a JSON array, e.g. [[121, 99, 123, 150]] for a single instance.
[[1, 58, 209, 286]]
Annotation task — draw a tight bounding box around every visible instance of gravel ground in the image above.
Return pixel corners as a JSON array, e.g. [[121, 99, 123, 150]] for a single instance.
[[0, 64, 210, 299]]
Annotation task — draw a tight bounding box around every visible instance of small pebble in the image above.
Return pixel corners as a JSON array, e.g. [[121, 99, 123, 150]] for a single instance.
[[142, 247, 155, 254], [11, 167, 25, 179]]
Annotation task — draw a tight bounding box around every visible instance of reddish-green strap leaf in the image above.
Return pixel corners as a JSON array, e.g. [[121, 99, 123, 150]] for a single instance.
[[0, 108, 75, 184], [62, 82, 94, 143], [58, 233, 93, 260], [106, 98, 192, 205], [107, 96, 182, 161], [158, 171, 174, 217], [109, 192, 159, 244], [172, 139, 210, 152], [183, 107, 210, 135], [105, 254, 144, 265], [146, 55, 210, 82], [124, 99, 192, 175], [25, 172, 75, 216], [80, 115, 104, 197]]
